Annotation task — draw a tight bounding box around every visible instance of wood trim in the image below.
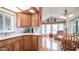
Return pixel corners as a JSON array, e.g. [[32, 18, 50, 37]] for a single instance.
[[21, 10, 32, 15], [1, 7, 16, 13], [16, 7, 23, 11], [20, 8, 32, 14], [31, 7, 40, 13], [42, 22, 66, 24], [2, 7, 40, 15], [1, 7, 31, 14], [21, 12, 32, 15]]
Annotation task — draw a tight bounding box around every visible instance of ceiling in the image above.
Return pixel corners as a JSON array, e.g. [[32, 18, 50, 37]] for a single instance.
[[2, 7, 40, 14], [42, 7, 79, 21]]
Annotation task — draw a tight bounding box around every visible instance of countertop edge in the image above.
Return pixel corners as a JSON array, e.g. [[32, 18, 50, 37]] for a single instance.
[[0, 33, 42, 40]]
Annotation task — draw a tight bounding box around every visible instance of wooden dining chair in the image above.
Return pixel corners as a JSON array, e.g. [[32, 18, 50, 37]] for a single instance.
[[61, 36, 78, 51]]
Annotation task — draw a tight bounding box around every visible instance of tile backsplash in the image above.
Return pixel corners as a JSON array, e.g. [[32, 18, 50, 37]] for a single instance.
[[0, 27, 41, 36], [32, 27, 41, 34], [0, 28, 25, 36]]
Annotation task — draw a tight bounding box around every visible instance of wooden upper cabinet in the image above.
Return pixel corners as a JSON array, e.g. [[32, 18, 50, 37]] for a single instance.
[[16, 13, 21, 27], [25, 14, 31, 27], [16, 13, 31, 27], [31, 13, 40, 27], [16, 7, 42, 27], [31, 7, 42, 27]]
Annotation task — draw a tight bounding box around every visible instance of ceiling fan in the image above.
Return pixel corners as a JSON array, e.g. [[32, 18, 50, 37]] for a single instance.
[[60, 8, 74, 19]]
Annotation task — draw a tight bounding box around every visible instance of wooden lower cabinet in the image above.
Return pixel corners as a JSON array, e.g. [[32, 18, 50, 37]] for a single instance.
[[32, 35, 38, 51], [38, 36, 42, 51], [23, 35, 42, 51], [12, 40, 22, 51], [0, 36, 23, 51], [0, 35, 42, 51], [12, 36, 23, 51], [32, 35, 42, 51], [0, 44, 12, 51], [23, 35, 32, 51], [0, 39, 12, 51]]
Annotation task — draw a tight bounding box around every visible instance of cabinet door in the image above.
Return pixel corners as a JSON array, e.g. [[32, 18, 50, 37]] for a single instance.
[[12, 37, 23, 51], [32, 13, 40, 27], [19, 13, 27, 27], [32, 36, 38, 50], [38, 36, 42, 50], [0, 44, 11, 51], [0, 39, 12, 51], [16, 13, 31, 27], [24, 14, 31, 27], [16, 13, 22, 27], [23, 36, 32, 51], [12, 40, 22, 51]]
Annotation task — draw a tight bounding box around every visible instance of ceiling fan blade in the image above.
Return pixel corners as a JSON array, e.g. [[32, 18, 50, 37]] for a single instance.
[[64, 8, 68, 16]]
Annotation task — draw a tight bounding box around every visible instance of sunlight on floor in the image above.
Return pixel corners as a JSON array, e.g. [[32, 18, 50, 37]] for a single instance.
[[42, 37, 61, 51]]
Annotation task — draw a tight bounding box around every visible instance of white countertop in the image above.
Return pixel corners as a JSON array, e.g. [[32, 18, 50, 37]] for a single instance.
[[0, 33, 41, 40]]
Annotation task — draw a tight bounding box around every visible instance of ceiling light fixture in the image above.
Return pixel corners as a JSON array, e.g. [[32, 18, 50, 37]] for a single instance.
[[60, 8, 74, 19], [68, 13, 74, 17]]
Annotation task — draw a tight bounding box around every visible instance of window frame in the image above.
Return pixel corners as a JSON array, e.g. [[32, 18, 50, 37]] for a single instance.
[[41, 23, 64, 35], [0, 12, 15, 33]]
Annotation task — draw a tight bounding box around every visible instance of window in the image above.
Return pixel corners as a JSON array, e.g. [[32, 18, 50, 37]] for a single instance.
[[46, 24, 51, 34], [41, 23, 64, 35], [0, 12, 15, 33], [41, 24, 46, 34], [41, 23, 64, 50], [70, 20, 78, 35], [0, 14, 3, 31], [58, 24, 64, 31], [52, 24, 58, 34]]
